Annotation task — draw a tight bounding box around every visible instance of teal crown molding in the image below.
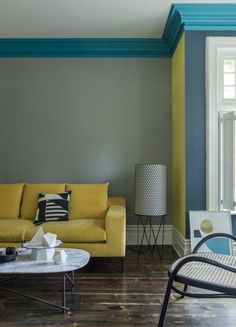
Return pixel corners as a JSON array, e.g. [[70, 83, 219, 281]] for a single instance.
[[1, 4, 236, 58], [163, 3, 236, 56], [0, 38, 169, 58]]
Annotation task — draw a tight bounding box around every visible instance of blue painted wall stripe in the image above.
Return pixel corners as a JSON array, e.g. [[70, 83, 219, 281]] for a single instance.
[[185, 30, 236, 238]]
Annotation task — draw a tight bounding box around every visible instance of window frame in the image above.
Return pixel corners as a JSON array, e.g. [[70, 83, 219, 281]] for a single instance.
[[219, 111, 236, 211], [221, 58, 236, 102], [206, 37, 236, 213]]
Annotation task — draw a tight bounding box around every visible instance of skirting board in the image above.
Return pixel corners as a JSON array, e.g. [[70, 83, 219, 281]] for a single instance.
[[127, 224, 191, 256], [172, 226, 190, 257], [171, 226, 236, 257], [126, 225, 172, 246], [127, 225, 236, 256]]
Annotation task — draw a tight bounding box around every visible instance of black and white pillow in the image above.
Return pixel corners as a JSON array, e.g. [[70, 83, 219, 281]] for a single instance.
[[34, 192, 71, 225]]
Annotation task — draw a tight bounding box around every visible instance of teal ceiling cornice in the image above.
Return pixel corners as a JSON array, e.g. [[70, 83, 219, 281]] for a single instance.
[[162, 4, 183, 56], [0, 4, 236, 58], [163, 3, 236, 56], [0, 38, 169, 58]]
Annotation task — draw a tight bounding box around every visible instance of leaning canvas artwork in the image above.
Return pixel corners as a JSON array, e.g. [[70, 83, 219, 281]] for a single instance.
[[189, 211, 232, 254]]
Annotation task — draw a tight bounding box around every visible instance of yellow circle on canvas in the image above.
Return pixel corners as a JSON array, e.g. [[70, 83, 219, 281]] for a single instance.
[[200, 219, 214, 234]]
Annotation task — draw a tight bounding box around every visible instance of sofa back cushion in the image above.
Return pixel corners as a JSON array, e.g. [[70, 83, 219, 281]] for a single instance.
[[0, 184, 24, 219], [21, 184, 66, 220], [66, 183, 109, 219]]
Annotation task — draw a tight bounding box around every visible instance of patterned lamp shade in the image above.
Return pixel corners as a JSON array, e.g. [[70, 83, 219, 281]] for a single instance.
[[134, 164, 167, 216]]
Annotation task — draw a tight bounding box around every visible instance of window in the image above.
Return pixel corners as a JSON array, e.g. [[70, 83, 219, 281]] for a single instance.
[[223, 59, 236, 99], [206, 37, 236, 212], [220, 111, 236, 211]]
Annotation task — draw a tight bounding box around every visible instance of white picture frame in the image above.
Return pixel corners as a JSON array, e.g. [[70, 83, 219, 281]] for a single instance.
[[189, 211, 232, 254]]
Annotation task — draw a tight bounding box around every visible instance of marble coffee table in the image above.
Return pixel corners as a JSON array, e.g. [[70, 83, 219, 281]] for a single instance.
[[0, 248, 90, 312]]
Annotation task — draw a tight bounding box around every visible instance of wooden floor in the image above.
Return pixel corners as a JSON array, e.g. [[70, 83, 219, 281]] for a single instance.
[[0, 246, 236, 327]]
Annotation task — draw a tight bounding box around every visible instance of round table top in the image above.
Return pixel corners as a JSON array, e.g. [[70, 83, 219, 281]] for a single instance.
[[0, 248, 90, 274]]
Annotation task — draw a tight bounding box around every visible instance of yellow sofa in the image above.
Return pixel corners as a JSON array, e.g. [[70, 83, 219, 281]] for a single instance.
[[0, 183, 126, 257]]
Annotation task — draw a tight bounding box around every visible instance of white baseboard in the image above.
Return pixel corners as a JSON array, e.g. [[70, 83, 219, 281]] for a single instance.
[[126, 224, 172, 245], [127, 224, 236, 257], [172, 226, 190, 257], [171, 226, 236, 257]]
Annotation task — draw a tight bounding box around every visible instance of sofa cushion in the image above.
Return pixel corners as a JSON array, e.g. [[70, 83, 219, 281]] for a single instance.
[[26, 219, 106, 243], [66, 183, 109, 219], [34, 192, 71, 224], [20, 184, 66, 220], [0, 219, 34, 242], [0, 184, 24, 219]]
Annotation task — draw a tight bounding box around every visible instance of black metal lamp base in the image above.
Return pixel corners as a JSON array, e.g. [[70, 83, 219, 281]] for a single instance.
[[137, 215, 165, 259]]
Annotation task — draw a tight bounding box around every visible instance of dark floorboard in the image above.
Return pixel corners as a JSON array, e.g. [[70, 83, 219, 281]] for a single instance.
[[0, 246, 236, 326]]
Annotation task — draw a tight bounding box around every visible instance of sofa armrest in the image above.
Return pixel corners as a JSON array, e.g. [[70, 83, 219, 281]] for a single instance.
[[105, 203, 126, 257], [108, 196, 126, 207]]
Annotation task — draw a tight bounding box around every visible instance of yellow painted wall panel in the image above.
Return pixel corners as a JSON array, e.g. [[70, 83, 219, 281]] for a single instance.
[[172, 34, 186, 237]]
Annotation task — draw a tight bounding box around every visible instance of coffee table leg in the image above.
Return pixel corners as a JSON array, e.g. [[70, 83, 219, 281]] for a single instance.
[[0, 281, 70, 312], [64, 271, 75, 293], [0, 275, 19, 284], [72, 271, 75, 292], [62, 273, 66, 312], [0, 273, 70, 312]]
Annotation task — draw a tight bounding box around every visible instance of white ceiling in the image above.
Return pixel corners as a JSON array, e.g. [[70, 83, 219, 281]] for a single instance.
[[0, 0, 236, 38]]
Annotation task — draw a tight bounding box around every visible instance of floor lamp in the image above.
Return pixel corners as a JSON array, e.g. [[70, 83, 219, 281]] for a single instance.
[[134, 164, 167, 258]]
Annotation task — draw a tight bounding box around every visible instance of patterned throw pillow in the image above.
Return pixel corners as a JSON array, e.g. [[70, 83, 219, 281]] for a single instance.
[[34, 192, 71, 225]]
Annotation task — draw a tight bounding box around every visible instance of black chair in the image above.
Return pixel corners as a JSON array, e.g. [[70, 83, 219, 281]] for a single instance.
[[158, 233, 236, 327]]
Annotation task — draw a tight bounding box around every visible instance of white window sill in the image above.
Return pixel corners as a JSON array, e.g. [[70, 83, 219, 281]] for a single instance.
[[220, 208, 236, 215]]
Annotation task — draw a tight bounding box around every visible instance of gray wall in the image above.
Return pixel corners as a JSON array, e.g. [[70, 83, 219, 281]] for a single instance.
[[0, 59, 171, 224]]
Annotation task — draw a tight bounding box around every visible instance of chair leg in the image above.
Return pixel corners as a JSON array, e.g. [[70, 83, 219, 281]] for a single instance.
[[158, 279, 173, 327], [179, 284, 188, 299]]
